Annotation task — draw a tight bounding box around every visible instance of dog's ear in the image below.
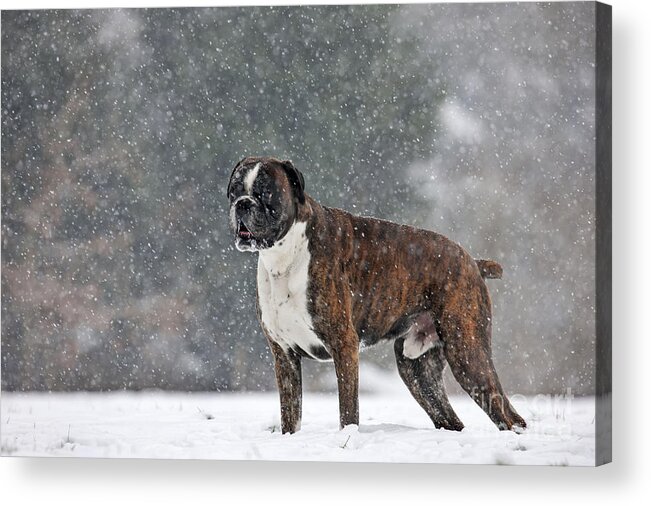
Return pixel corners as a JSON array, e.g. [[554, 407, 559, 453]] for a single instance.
[[281, 159, 305, 205], [227, 157, 247, 198]]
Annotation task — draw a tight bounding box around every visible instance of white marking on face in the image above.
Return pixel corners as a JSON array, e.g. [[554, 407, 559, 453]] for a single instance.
[[244, 162, 261, 194], [257, 221, 329, 361]]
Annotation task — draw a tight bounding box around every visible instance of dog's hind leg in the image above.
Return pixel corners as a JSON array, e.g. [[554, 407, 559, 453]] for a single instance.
[[438, 285, 526, 431], [444, 335, 526, 431], [394, 337, 464, 431]]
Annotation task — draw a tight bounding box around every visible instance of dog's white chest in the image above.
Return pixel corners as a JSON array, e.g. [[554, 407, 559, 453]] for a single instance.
[[256, 222, 329, 361]]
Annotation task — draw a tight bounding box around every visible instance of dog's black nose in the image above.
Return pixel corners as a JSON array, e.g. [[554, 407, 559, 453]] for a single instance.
[[237, 199, 253, 211], [236, 198, 255, 214]]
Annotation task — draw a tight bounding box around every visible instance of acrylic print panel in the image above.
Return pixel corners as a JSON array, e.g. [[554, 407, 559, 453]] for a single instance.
[[1, 2, 611, 465]]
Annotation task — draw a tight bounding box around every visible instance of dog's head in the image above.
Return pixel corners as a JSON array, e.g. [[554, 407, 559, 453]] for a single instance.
[[227, 156, 305, 252]]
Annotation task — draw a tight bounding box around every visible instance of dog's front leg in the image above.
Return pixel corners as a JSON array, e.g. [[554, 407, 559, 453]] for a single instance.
[[269, 340, 302, 434], [332, 337, 360, 429]]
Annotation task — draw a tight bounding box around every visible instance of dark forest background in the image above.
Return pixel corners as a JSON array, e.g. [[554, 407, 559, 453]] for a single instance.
[[2, 3, 596, 394]]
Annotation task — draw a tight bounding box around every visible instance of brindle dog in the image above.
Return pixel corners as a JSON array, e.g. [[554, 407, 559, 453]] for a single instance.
[[228, 156, 526, 433]]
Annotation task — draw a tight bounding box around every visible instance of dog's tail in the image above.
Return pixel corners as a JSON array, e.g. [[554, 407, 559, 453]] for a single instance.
[[475, 259, 503, 279]]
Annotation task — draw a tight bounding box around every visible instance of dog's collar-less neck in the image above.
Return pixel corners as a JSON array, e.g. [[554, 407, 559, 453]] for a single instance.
[[258, 220, 309, 278]]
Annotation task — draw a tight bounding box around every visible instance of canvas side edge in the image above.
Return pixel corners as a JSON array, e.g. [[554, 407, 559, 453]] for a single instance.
[[595, 0, 612, 467]]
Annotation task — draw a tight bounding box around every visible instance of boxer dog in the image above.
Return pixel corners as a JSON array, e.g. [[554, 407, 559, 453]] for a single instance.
[[228, 156, 526, 433]]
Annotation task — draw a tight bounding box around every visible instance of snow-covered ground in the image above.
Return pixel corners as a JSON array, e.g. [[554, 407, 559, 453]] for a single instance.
[[1, 386, 594, 466]]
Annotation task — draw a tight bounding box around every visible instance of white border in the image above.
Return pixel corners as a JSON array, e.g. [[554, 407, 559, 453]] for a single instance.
[[2, 0, 650, 504]]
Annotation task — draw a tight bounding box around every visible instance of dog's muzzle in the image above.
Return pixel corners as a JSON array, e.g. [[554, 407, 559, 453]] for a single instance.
[[231, 196, 262, 250]]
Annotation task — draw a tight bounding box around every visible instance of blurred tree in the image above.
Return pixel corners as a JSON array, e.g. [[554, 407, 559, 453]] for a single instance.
[[1, 6, 443, 392], [2, 3, 597, 395]]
